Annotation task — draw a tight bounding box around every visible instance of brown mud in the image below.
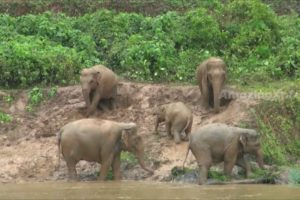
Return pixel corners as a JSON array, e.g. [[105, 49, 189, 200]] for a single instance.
[[0, 81, 256, 183]]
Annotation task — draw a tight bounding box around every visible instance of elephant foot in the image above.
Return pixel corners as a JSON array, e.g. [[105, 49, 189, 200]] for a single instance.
[[174, 136, 181, 144], [181, 135, 189, 141]]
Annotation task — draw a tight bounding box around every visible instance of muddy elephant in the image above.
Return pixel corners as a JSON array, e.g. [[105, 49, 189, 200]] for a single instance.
[[154, 102, 193, 144], [56, 118, 154, 180], [183, 123, 264, 185], [196, 57, 226, 113], [80, 65, 118, 117]]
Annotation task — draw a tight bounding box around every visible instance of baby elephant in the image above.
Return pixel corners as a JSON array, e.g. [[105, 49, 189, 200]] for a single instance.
[[154, 102, 193, 144], [183, 123, 264, 185], [57, 118, 153, 180]]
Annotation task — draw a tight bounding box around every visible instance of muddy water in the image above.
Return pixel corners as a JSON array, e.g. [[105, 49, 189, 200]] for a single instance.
[[0, 181, 299, 200]]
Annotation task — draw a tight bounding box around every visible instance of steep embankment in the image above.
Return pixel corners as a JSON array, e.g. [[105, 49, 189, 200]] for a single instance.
[[0, 82, 256, 183]]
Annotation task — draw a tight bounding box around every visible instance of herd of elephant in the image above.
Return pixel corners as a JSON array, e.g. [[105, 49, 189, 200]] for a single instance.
[[56, 57, 265, 185]]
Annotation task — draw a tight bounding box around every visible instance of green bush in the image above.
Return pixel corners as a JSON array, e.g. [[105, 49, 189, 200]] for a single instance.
[[0, 111, 13, 123], [1, 0, 300, 87], [0, 35, 83, 87], [253, 94, 300, 165]]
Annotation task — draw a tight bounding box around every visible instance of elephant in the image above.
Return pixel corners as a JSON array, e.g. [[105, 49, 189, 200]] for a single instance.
[[183, 123, 264, 185], [80, 65, 118, 117], [196, 57, 226, 113], [56, 118, 154, 180], [154, 102, 193, 144]]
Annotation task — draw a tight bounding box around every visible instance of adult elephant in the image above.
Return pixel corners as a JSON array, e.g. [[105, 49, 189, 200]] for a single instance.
[[196, 57, 226, 113], [80, 65, 118, 117], [183, 123, 264, 185], [56, 118, 154, 180]]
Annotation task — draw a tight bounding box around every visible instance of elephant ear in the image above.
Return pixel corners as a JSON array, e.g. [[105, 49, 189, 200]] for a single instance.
[[239, 134, 248, 148], [92, 71, 102, 84], [121, 131, 130, 151]]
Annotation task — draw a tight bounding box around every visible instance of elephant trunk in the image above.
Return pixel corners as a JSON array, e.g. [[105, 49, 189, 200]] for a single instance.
[[136, 151, 154, 174], [256, 148, 264, 169], [82, 88, 91, 107], [212, 80, 222, 112]]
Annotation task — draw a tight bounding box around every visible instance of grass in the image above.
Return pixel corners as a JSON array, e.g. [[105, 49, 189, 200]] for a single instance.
[[0, 111, 13, 123]]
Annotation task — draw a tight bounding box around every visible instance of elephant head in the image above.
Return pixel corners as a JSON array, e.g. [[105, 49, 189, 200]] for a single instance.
[[153, 104, 166, 132], [207, 63, 226, 112], [121, 127, 154, 174], [80, 68, 102, 106], [238, 129, 264, 169]]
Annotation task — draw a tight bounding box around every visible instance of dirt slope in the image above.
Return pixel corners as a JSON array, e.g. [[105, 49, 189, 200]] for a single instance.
[[0, 82, 256, 183]]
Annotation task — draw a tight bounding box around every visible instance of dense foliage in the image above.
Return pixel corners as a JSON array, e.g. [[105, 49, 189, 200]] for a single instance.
[[0, 0, 300, 87], [253, 93, 300, 165]]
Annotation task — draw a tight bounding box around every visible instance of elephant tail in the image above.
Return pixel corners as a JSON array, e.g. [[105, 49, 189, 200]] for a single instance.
[[182, 142, 190, 169], [56, 129, 63, 171], [119, 122, 137, 131]]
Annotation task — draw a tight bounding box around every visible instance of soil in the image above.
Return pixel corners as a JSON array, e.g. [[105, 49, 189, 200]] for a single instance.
[[0, 81, 257, 184]]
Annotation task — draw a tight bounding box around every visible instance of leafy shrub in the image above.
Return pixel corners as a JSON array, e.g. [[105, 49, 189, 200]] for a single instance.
[[0, 111, 13, 123], [183, 8, 224, 50], [1, 0, 300, 87], [276, 14, 300, 78], [28, 87, 44, 106], [119, 34, 177, 81], [0, 35, 82, 87], [15, 12, 99, 65], [253, 93, 300, 165]]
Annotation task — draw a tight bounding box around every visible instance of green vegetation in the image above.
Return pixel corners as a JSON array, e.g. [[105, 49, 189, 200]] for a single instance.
[[0, 111, 13, 123], [208, 170, 230, 182], [121, 152, 138, 165], [252, 90, 300, 165], [250, 167, 279, 183], [0, 0, 299, 177], [3, 94, 13, 105], [1, 0, 300, 87], [1, 0, 299, 16], [288, 168, 300, 185], [26, 86, 58, 111]]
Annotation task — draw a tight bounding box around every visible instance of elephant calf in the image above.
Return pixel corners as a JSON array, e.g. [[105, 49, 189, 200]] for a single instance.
[[183, 123, 264, 185], [154, 102, 193, 144], [57, 118, 153, 180], [80, 65, 118, 117]]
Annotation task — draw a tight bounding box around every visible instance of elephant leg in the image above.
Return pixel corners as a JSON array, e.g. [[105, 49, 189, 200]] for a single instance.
[[166, 122, 172, 138], [224, 153, 238, 177], [66, 160, 77, 180], [191, 146, 211, 185], [198, 165, 210, 185], [99, 154, 114, 181], [171, 126, 181, 144], [99, 99, 110, 112], [236, 156, 251, 178], [181, 118, 193, 141], [110, 98, 116, 110], [87, 92, 101, 117], [154, 118, 161, 134], [112, 153, 122, 180], [208, 84, 214, 108], [201, 79, 209, 109], [110, 85, 117, 110]]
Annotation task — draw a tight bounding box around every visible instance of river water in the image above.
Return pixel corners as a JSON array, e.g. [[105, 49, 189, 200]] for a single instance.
[[0, 181, 299, 200]]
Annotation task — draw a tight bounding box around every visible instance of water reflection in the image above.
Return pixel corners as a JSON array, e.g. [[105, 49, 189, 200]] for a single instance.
[[0, 181, 299, 200]]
